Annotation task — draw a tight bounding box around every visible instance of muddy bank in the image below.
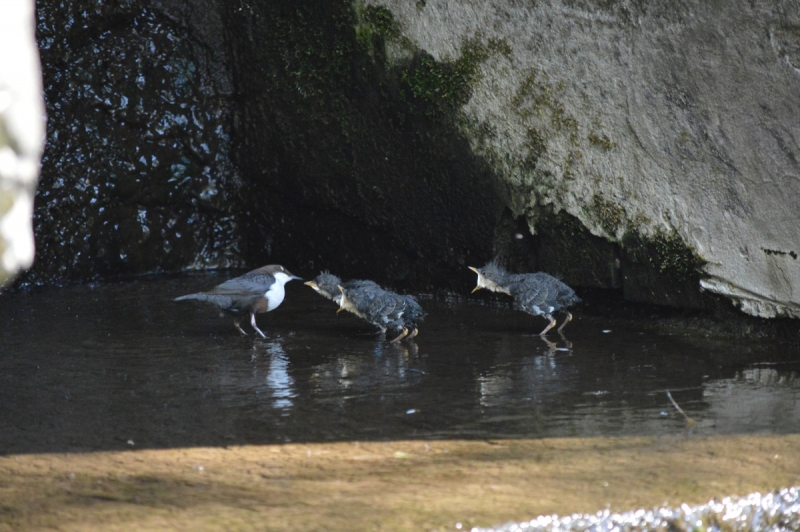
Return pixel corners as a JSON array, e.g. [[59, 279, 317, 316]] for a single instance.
[[1, 436, 798, 531]]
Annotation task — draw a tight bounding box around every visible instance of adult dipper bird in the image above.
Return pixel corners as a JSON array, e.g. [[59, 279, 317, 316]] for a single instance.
[[337, 282, 425, 343], [469, 261, 580, 335], [174, 264, 302, 338]]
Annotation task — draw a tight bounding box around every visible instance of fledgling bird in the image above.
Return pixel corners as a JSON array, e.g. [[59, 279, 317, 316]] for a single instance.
[[338, 283, 425, 343], [174, 264, 302, 338], [304, 272, 381, 305], [305, 271, 424, 342], [469, 261, 580, 336]]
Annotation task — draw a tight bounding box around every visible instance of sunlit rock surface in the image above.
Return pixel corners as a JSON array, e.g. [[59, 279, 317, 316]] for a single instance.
[[0, 0, 44, 287], [373, 0, 800, 318], [473, 486, 800, 532]]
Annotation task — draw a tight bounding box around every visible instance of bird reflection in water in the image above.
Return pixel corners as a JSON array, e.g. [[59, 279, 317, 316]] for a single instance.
[[539, 332, 573, 355], [251, 338, 296, 411], [374, 336, 419, 359]]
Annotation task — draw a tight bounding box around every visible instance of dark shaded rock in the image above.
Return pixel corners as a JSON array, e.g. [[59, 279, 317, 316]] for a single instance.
[[493, 208, 621, 290], [24, 0, 241, 285], [25, 0, 504, 291], [221, 0, 505, 289]]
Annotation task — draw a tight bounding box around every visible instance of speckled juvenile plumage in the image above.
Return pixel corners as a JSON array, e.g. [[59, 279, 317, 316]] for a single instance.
[[305, 271, 424, 342], [305, 272, 381, 305], [174, 264, 302, 338], [469, 262, 580, 335], [336, 280, 425, 343]]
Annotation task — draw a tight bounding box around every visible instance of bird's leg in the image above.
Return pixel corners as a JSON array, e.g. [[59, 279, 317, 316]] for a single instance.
[[389, 328, 409, 344], [406, 327, 419, 340], [234, 319, 248, 336], [250, 312, 267, 339], [557, 312, 573, 333], [538, 315, 557, 336]]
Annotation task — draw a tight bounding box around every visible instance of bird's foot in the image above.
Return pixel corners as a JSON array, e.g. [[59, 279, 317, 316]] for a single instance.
[[389, 328, 409, 344], [538, 315, 557, 336], [556, 312, 573, 333]]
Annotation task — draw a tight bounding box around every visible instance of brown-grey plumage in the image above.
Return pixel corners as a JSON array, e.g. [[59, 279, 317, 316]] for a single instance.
[[174, 264, 302, 338], [337, 281, 426, 343], [469, 262, 580, 335]]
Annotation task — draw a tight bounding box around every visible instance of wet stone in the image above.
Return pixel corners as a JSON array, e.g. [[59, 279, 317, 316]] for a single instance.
[[27, 1, 240, 286]]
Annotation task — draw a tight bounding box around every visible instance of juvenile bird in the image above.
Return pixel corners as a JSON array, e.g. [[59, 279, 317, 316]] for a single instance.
[[305, 271, 424, 342], [469, 261, 580, 335], [174, 264, 302, 338], [338, 283, 425, 343], [304, 272, 381, 305]]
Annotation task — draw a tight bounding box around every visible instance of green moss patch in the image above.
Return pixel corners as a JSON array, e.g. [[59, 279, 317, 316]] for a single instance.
[[622, 228, 706, 279]]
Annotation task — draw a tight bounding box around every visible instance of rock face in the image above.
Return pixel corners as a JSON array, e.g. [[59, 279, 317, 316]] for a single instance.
[[27, 0, 242, 285], [23, 0, 800, 319], [26, 0, 505, 290], [372, 0, 800, 318], [222, 0, 505, 288], [0, 0, 44, 287]]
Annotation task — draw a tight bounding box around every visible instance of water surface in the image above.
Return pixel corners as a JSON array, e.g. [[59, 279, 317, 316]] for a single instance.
[[1, 273, 798, 455]]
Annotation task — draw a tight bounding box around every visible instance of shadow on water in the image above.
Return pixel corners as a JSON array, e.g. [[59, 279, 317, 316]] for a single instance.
[[1, 273, 799, 455]]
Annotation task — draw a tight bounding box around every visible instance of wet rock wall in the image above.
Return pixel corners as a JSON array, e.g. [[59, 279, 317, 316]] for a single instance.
[[26, 0, 241, 285], [24, 0, 800, 324], [221, 0, 505, 288], [26, 0, 504, 290]]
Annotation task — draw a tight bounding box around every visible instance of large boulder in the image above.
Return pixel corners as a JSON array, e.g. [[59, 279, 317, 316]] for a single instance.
[[372, 0, 800, 318]]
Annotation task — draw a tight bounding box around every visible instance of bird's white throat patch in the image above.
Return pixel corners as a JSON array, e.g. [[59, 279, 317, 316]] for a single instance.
[[264, 272, 293, 311]]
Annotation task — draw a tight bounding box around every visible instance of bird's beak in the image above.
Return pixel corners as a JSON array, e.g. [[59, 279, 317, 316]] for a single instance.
[[468, 267, 481, 293], [336, 285, 345, 313], [304, 281, 316, 288], [291, 274, 303, 281]]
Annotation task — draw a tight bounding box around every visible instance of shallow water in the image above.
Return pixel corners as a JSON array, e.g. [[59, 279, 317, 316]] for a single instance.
[[1, 273, 798, 455]]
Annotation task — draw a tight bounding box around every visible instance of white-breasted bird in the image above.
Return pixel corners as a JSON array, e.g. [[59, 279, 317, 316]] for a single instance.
[[174, 264, 302, 338]]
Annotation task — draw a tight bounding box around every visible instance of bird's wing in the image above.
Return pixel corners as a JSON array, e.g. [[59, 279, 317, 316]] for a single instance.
[[509, 278, 553, 314], [207, 272, 275, 296], [365, 291, 402, 325], [403, 295, 426, 322]]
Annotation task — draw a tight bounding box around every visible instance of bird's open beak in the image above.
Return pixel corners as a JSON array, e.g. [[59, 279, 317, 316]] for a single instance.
[[304, 281, 316, 288], [336, 285, 345, 313], [468, 267, 482, 293]]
